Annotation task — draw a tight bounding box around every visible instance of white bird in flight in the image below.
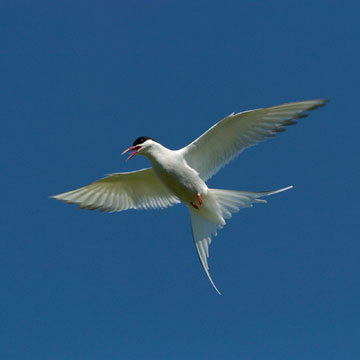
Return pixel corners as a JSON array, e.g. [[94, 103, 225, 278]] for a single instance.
[[52, 99, 327, 294]]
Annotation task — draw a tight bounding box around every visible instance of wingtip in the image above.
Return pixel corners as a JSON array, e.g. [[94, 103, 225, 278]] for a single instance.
[[49, 193, 66, 201], [312, 98, 330, 109]]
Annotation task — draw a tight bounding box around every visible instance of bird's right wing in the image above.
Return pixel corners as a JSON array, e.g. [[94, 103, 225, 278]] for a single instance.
[[181, 99, 328, 181], [51, 168, 180, 212]]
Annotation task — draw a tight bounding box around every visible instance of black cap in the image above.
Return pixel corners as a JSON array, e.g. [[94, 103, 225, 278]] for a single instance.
[[132, 136, 155, 146]]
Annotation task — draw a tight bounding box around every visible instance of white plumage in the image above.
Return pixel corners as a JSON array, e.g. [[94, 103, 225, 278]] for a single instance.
[[53, 168, 180, 212], [51, 99, 328, 294]]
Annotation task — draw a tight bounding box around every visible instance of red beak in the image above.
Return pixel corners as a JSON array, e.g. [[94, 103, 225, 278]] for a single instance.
[[121, 145, 142, 161]]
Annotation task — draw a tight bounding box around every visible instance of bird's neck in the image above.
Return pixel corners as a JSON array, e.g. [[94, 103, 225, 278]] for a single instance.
[[142, 142, 173, 163]]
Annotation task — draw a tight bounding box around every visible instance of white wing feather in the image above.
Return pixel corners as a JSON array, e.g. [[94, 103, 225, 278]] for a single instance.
[[51, 168, 180, 212], [181, 99, 328, 181]]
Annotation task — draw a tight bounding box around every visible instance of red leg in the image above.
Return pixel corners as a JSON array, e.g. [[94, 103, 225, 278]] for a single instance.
[[197, 193, 203, 206], [190, 201, 199, 210]]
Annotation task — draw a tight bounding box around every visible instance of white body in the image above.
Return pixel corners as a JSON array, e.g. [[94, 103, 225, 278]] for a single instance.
[[147, 145, 208, 203], [143, 143, 224, 226], [51, 99, 328, 294]]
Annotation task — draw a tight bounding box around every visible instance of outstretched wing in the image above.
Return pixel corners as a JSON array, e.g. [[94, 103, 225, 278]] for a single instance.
[[181, 99, 328, 181], [51, 168, 180, 212]]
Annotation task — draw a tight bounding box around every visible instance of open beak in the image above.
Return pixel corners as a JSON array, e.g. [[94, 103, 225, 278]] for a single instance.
[[121, 145, 142, 161]]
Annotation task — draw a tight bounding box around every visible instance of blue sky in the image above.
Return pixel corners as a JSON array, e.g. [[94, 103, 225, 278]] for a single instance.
[[1, 1, 359, 359]]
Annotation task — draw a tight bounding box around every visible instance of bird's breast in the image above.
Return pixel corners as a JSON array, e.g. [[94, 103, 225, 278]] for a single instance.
[[150, 157, 207, 202]]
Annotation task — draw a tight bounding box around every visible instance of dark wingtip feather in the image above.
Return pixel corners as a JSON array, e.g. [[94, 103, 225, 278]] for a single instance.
[[308, 98, 330, 110], [282, 119, 298, 126]]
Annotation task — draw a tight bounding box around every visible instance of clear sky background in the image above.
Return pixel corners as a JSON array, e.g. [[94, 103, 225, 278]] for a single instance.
[[1, 1, 359, 359]]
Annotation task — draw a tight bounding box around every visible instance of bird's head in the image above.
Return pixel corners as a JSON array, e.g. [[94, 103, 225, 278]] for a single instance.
[[121, 136, 157, 161]]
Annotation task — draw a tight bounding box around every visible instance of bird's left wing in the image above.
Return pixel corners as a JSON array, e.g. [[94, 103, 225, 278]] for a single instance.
[[51, 167, 180, 212], [181, 99, 328, 181]]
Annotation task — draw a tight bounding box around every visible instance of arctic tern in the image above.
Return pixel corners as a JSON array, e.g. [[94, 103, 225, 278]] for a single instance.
[[52, 99, 328, 294]]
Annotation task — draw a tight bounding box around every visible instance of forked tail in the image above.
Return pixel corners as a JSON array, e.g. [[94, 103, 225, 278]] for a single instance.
[[189, 185, 293, 294]]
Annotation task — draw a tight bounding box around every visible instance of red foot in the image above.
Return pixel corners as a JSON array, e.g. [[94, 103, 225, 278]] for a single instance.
[[197, 193, 203, 206], [190, 201, 199, 210]]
